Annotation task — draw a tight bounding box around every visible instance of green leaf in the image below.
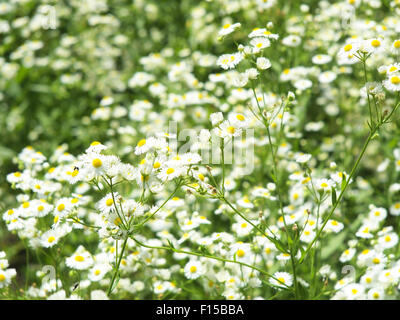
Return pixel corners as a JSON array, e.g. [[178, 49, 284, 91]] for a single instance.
[[341, 173, 347, 191], [111, 273, 121, 293], [331, 187, 337, 205]]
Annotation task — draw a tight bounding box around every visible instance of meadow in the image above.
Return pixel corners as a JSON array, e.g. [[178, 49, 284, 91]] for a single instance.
[[1, 0, 400, 300]]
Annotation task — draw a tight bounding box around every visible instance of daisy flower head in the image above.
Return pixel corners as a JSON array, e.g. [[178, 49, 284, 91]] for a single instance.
[[343, 283, 366, 300], [232, 219, 254, 237], [318, 71, 337, 84], [81, 153, 110, 178], [85, 141, 107, 154], [282, 35, 301, 47], [367, 287, 385, 300], [66, 246, 94, 270], [88, 264, 112, 282], [0, 268, 17, 289], [384, 63, 400, 75], [54, 198, 73, 218], [339, 248, 356, 263], [100, 96, 114, 107], [248, 27, 279, 40], [135, 137, 157, 155], [315, 178, 333, 192], [217, 52, 243, 70], [293, 79, 313, 91], [383, 74, 400, 92], [6, 171, 26, 184], [312, 54, 332, 65], [368, 206, 387, 222], [363, 38, 386, 54], [216, 120, 242, 139], [157, 163, 183, 182], [64, 165, 84, 184], [377, 232, 399, 249], [390, 39, 400, 54], [97, 192, 118, 214], [270, 272, 293, 288], [2, 208, 20, 222], [326, 219, 344, 233], [184, 260, 203, 280], [218, 22, 241, 38], [337, 40, 360, 64], [256, 0, 277, 10], [256, 57, 272, 70], [250, 37, 271, 53], [40, 229, 60, 248], [300, 227, 316, 243], [390, 202, 400, 216]]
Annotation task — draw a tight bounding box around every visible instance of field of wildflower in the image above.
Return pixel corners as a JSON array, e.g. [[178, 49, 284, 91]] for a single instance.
[[1, 0, 400, 301]]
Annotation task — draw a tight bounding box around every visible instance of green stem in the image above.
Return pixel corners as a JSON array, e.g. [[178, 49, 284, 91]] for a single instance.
[[107, 235, 129, 297], [130, 236, 291, 291], [300, 127, 377, 263]]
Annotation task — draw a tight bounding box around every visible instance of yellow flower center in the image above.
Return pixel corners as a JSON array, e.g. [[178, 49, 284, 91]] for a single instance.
[[237, 249, 245, 257], [57, 204, 65, 211], [92, 158, 102, 168], [0, 274, 5, 282], [227, 126, 235, 134], [371, 39, 381, 47], [106, 198, 114, 206], [153, 162, 161, 169], [48, 236, 55, 243], [394, 40, 400, 48], [137, 139, 146, 147], [166, 168, 175, 175], [344, 44, 352, 52], [37, 205, 44, 212], [391, 76, 400, 84], [236, 114, 245, 121], [75, 255, 85, 262], [190, 266, 197, 273], [94, 270, 101, 276]]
